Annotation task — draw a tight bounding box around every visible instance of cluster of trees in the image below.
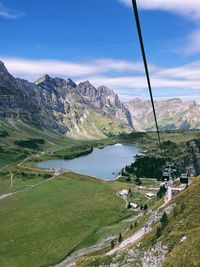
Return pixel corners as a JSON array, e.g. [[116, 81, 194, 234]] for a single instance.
[[18, 172, 51, 180], [64, 145, 93, 160], [119, 132, 147, 141], [157, 185, 167, 198], [135, 177, 142, 185], [14, 139, 45, 149], [125, 156, 166, 179], [140, 203, 148, 211], [161, 140, 177, 150]]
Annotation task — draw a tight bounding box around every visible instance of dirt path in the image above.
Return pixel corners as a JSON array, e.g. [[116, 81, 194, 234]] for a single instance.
[[107, 227, 147, 255], [106, 203, 175, 256], [116, 192, 128, 206], [9, 171, 13, 188], [0, 191, 20, 200], [0, 153, 59, 201], [0, 160, 22, 172], [17, 154, 50, 172]]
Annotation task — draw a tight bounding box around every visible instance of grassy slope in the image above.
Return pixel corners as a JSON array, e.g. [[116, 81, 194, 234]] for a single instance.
[[0, 119, 132, 267], [0, 173, 129, 267], [138, 176, 200, 267], [1, 119, 200, 267], [78, 177, 200, 267], [161, 176, 200, 267]]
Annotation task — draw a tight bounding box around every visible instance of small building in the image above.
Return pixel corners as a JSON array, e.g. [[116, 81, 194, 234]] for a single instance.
[[130, 202, 138, 209], [146, 192, 155, 198], [180, 173, 188, 184], [162, 171, 170, 181], [119, 189, 129, 196]]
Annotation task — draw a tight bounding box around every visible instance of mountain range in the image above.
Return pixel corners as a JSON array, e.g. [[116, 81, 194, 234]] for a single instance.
[[0, 60, 200, 138], [125, 98, 200, 131]]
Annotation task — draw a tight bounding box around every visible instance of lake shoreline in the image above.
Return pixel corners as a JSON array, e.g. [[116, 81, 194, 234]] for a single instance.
[[37, 143, 141, 181]]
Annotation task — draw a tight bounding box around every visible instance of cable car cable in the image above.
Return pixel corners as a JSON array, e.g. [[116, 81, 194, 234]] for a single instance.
[[131, 0, 163, 155]]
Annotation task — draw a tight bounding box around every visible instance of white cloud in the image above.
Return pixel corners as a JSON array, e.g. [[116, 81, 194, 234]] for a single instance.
[[118, 0, 200, 20], [1, 57, 144, 80], [181, 29, 200, 55], [0, 2, 23, 19], [84, 74, 200, 91], [2, 56, 200, 100], [118, 0, 200, 55]]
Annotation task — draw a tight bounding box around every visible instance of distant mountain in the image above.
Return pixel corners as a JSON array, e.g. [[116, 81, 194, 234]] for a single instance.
[[125, 98, 200, 131], [0, 61, 132, 139]]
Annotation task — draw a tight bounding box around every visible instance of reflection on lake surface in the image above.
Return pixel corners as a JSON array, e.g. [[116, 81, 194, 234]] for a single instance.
[[37, 143, 140, 180]]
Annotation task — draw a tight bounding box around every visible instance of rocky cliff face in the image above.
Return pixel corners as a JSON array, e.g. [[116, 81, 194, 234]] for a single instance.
[[2, 59, 199, 136], [0, 61, 132, 138], [76, 81, 132, 126], [125, 98, 200, 131]]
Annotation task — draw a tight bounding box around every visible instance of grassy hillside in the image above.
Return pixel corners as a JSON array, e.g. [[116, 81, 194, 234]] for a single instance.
[[60, 109, 132, 140], [0, 118, 133, 267], [162, 176, 200, 267], [79, 176, 200, 267], [0, 173, 130, 267]]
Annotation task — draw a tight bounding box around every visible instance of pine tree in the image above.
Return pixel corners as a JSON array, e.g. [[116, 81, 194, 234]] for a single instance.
[[160, 212, 168, 229], [118, 233, 122, 243], [156, 227, 162, 239], [111, 240, 115, 248], [143, 204, 148, 211], [127, 202, 132, 209]]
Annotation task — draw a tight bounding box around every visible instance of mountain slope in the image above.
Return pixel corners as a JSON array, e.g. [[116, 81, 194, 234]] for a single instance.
[[77, 176, 200, 267], [125, 98, 200, 131], [0, 61, 132, 139]]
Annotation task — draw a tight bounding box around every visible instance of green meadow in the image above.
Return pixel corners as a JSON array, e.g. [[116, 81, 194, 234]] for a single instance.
[[0, 173, 131, 267]]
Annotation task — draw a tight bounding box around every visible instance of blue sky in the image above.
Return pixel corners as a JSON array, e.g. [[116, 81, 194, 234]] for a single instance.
[[1, 0, 200, 101]]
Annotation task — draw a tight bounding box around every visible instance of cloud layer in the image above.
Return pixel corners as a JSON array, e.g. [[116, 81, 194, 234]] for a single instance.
[[118, 0, 200, 20], [2, 57, 200, 101]]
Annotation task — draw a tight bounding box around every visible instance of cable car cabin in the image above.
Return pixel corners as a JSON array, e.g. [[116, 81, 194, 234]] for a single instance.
[[180, 173, 188, 184], [162, 171, 170, 181]]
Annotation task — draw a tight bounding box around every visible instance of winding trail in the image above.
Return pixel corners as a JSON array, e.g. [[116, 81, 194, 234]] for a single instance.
[[116, 192, 128, 206], [106, 202, 175, 256], [107, 227, 147, 255], [0, 152, 59, 201], [0, 191, 20, 200]]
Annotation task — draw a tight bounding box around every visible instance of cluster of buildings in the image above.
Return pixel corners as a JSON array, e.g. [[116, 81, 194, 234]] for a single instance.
[[162, 162, 189, 184]]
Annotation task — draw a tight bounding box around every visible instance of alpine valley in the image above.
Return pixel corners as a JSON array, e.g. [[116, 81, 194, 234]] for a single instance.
[[0, 60, 200, 267]]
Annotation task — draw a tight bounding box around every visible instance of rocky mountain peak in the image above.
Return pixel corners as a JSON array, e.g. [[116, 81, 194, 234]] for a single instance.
[[66, 78, 76, 88], [77, 81, 98, 98], [79, 80, 93, 87], [98, 85, 114, 95], [0, 61, 10, 77], [34, 74, 51, 85]]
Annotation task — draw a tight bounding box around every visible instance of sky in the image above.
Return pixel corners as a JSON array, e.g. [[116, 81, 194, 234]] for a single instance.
[[1, 0, 200, 102]]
